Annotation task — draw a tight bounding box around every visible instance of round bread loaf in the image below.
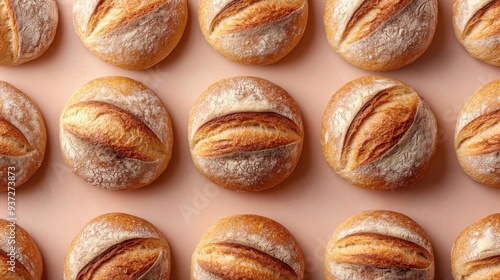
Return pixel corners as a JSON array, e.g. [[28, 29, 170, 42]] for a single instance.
[[452, 0, 500, 66], [324, 210, 435, 280], [0, 219, 43, 280], [188, 76, 304, 192], [454, 80, 500, 188], [321, 76, 437, 190], [324, 0, 438, 71], [0, 81, 47, 191], [59, 76, 173, 191], [191, 214, 305, 279], [451, 213, 500, 279], [198, 0, 308, 65], [73, 0, 188, 70], [0, 0, 58, 66], [64, 212, 171, 280]]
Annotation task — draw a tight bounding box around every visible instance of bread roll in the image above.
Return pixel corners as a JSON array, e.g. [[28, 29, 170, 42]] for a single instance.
[[0, 81, 47, 191], [0, 219, 43, 280], [188, 76, 304, 192], [64, 212, 171, 280], [324, 210, 435, 280], [0, 0, 58, 66], [321, 76, 437, 190], [60, 76, 173, 191], [324, 0, 438, 71], [452, 0, 500, 66], [455, 80, 500, 188], [451, 213, 500, 279], [191, 214, 305, 279], [198, 0, 308, 65], [73, 0, 188, 70]]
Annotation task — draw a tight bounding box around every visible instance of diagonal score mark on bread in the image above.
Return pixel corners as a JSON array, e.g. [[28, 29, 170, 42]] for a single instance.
[[0, 249, 33, 279], [76, 238, 162, 280], [462, 0, 500, 41], [209, 0, 304, 34], [0, 0, 19, 64], [0, 118, 35, 157], [341, 0, 413, 44], [330, 233, 433, 270], [456, 109, 500, 157], [61, 101, 166, 162], [192, 112, 302, 158], [460, 255, 500, 279], [340, 86, 418, 171], [85, 0, 167, 37], [196, 242, 298, 279]]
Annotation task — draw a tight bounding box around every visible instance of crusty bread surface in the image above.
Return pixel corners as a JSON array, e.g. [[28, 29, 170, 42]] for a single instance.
[[191, 214, 305, 279], [321, 75, 437, 190], [0, 81, 47, 191], [64, 212, 171, 280], [188, 76, 304, 192], [324, 0, 438, 71], [60, 76, 173, 191], [198, 0, 308, 65], [324, 210, 435, 280], [0, 0, 58, 66]]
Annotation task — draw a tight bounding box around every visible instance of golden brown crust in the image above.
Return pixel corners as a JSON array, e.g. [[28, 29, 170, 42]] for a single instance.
[[191, 214, 305, 279], [451, 214, 500, 279], [188, 76, 304, 192], [455, 80, 500, 188], [198, 0, 308, 65], [59, 76, 173, 191], [73, 0, 188, 70], [324, 0, 438, 71], [324, 210, 434, 280], [321, 76, 437, 190], [0, 0, 58, 66], [64, 212, 171, 280], [0, 81, 47, 191], [453, 0, 500, 66], [61, 101, 167, 162], [0, 219, 43, 280], [192, 112, 302, 157]]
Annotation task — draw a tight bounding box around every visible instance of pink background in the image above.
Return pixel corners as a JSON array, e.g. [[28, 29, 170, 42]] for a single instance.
[[1, 0, 499, 279]]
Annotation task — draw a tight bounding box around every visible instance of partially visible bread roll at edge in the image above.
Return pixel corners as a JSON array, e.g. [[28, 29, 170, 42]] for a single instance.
[[451, 213, 500, 279], [0, 81, 47, 191], [324, 210, 435, 280], [73, 0, 188, 70], [0, 0, 58, 66], [455, 80, 500, 188], [452, 0, 500, 66], [324, 0, 438, 71]]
